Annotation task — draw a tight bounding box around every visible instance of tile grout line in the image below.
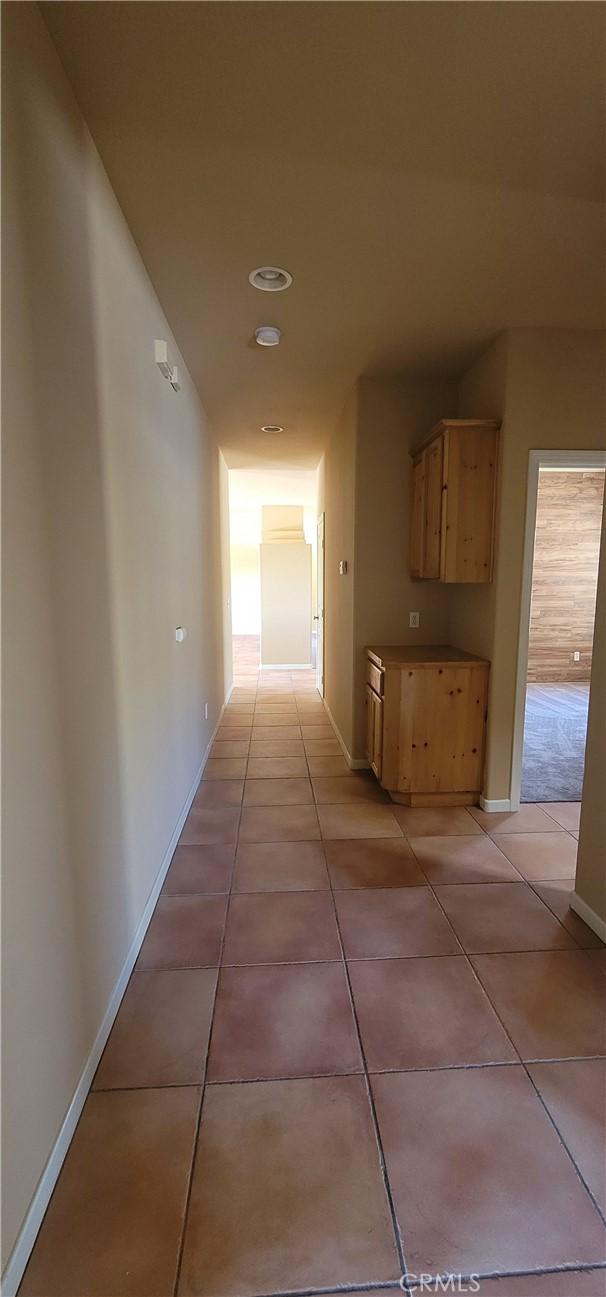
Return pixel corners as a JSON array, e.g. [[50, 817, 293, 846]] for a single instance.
[[86, 1053, 606, 1095], [406, 834, 588, 954], [300, 690, 410, 1280], [526, 877, 602, 944], [468, 953, 606, 1232], [310, 719, 410, 1282], [331, 917, 410, 1282], [404, 1260, 606, 1293], [205, 1261, 606, 1297], [171, 673, 257, 1297], [125, 949, 606, 969]]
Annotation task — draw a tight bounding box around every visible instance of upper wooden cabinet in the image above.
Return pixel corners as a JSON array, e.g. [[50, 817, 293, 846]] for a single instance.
[[410, 419, 500, 583]]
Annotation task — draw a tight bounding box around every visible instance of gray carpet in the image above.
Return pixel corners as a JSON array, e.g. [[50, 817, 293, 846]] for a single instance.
[[521, 683, 590, 803]]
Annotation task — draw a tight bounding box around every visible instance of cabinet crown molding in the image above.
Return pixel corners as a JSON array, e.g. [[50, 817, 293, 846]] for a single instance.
[[411, 417, 501, 459]]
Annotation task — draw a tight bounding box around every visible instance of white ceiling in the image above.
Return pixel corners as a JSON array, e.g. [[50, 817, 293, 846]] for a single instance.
[[42, 1, 606, 468]]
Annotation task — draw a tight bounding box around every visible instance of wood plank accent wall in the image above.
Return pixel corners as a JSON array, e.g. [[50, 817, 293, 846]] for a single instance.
[[527, 470, 605, 683]]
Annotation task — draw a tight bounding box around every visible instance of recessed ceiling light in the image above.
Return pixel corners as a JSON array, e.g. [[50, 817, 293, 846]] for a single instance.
[[261, 424, 284, 435], [249, 266, 292, 292], [255, 325, 281, 347]]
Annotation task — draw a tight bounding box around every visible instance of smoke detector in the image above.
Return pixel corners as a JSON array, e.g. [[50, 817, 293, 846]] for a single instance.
[[249, 266, 292, 292], [255, 326, 281, 347]]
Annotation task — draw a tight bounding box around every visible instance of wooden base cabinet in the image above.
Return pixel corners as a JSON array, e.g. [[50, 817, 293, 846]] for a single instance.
[[365, 645, 489, 806]]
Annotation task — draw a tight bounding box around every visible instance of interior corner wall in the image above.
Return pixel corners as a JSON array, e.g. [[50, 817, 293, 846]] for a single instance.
[[448, 332, 509, 662], [323, 388, 357, 754], [575, 510, 606, 925], [1, 2, 227, 1278], [352, 375, 457, 758], [447, 334, 509, 799], [451, 329, 606, 803]]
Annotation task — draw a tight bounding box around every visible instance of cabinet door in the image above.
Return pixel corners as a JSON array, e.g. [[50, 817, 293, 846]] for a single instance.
[[365, 685, 383, 780], [441, 426, 498, 582], [410, 456, 425, 578], [397, 664, 488, 793], [423, 437, 443, 579]]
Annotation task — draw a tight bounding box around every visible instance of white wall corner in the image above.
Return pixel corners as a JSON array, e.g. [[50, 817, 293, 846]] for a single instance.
[[570, 891, 606, 944], [479, 796, 512, 812], [323, 700, 370, 770], [1, 686, 233, 1297]]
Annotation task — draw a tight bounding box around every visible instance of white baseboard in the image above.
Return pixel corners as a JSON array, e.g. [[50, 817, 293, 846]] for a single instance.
[[260, 662, 313, 670], [1, 691, 232, 1297], [570, 891, 606, 944], [323, 700, 370, 770], [480, 796, 512, 812]]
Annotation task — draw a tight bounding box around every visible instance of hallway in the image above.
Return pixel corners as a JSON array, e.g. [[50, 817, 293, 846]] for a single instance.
[[232, 634, 261, 677], [20, 669, 606, 1296], [4, 5, 606, 1295]]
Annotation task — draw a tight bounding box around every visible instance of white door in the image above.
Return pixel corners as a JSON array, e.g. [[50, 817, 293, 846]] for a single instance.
[[316, 513, 325, 694]]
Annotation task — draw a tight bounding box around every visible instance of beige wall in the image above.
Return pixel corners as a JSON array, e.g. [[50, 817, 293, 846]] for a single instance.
[[259, 511, 312, 663], [262, 504, 305, 540], [323, 388, 358, 752], [447, 333, 509, 664], [574, 512, 606, 924], [260, 543, 312, 665], [219, 453, 234, 696], [352, 375, 457, 755], [230, 542, 261, 635], [451, 330, 605, 801], [1, 3, 227, 1274]]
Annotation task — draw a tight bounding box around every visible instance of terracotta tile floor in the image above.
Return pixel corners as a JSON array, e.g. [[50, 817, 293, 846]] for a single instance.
[[21, 667, 606, 1297]]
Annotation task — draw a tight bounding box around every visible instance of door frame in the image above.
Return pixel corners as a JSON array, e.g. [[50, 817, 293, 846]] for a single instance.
[[510, 448, 606, 809], [316, 512, 325, 696]]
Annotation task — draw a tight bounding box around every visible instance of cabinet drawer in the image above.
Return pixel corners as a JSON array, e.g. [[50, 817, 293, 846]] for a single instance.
[[366, 660, 384, 696]]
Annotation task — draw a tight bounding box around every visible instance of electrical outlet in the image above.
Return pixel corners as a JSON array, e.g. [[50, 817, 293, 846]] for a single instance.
[[409, 611, 420, 629], [573, 651, 581, 663]]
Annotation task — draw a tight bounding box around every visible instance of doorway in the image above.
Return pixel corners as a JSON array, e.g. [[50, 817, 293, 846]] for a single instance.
[[512, 451, 605, 806], [228, 468, 320, 682]]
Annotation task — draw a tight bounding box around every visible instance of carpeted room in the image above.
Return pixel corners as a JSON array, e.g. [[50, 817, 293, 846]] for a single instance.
[[522, 467, 605, 801]]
